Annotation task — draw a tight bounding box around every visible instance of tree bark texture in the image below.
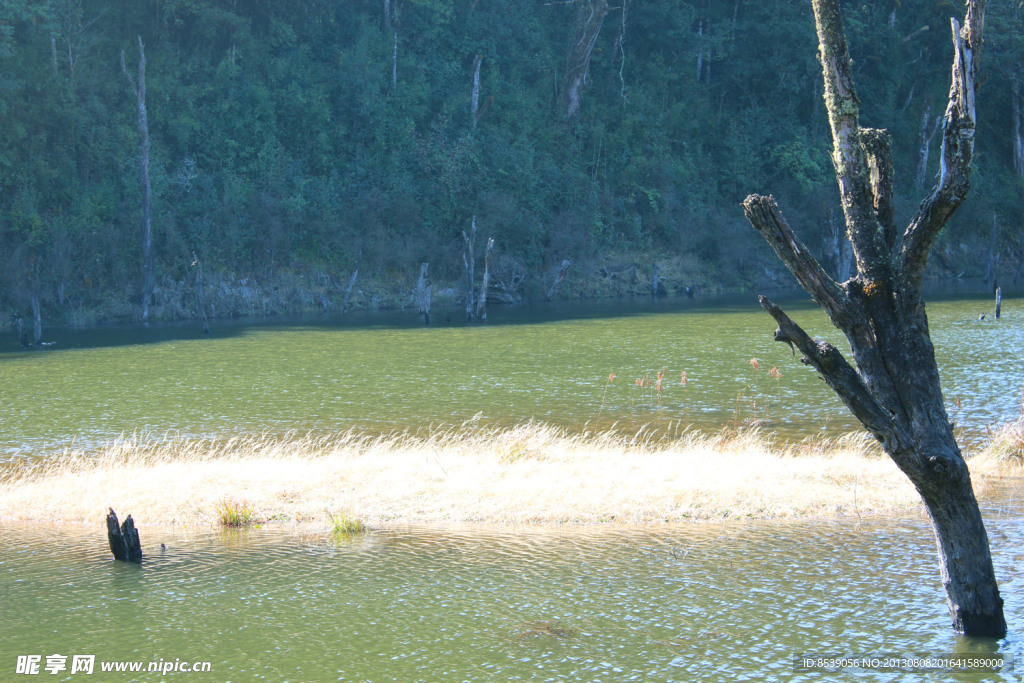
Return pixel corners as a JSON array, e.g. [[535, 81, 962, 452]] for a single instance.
[[122, 36, 154, 322], [562, 0, 610, 119], [742, 0, 1005, 637]]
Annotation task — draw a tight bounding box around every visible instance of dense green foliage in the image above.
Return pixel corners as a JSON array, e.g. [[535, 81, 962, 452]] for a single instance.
[[1, 0, 1022, 323]]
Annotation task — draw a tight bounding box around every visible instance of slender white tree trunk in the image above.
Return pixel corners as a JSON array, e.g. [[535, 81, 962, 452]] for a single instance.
[[122, 36, 154, 322]]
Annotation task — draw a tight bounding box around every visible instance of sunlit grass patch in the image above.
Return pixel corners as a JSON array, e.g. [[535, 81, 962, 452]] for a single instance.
[[326, 509, 367, 536], [2, 419, 1017, 528], [217, 498, 259, 527]]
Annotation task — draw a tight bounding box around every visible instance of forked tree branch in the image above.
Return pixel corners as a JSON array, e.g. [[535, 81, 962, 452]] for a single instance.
[[741, 195, 853, 328], [757, 296, 902, 450], [902, 6, 985, 289], [811, 0, 890, 284]]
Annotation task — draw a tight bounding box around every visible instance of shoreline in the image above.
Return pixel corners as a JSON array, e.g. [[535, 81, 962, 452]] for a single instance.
[[2, 424, 1018, 531]]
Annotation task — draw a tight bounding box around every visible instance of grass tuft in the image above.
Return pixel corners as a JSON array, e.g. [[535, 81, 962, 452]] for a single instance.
[[326, 510, 367, 536], [217, 498, 259, 527]]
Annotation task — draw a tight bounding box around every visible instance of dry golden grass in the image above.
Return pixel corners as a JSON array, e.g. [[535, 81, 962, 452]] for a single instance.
[[0, 421, 959, 529]]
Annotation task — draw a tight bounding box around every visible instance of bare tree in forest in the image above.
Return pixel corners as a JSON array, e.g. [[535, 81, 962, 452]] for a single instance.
[[471, 53, 483, 130], [476, 237, 494, 322], [914, 101, 942, 190], [416, 262, 431, 325], [562, 0, 611, 119], [743, 0, 1005, 636], [122, 36, 154, 322], [463, 218, 477, 321]]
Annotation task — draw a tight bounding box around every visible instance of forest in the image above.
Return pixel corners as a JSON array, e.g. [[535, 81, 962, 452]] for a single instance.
[[2, 0, 1023, 329]]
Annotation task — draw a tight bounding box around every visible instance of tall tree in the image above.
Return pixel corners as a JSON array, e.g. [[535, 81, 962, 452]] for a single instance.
[[561, 0, 610, 119], [742, 0, 1005, 636], [121, 35, 154, 321]]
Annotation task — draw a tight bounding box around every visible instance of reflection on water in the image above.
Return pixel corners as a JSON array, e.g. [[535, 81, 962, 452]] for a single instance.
[[2, 492, 1022, 681], [1, 295, 1022, 463]]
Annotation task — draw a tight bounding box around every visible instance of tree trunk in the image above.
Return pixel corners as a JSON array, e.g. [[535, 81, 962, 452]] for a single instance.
[[192, 252, 210, 334], [342, 268, 358, 313], [462, 218, 477, 322], [742, 0, 1005, 637], [546, 259, 572, 301], [122, 37, 154, 322], [13, 314, 28, 348], [1014, 80, 1024, 179], [31, 295, 41, 345], [471, 54, 483, 130], [476, 237, 494, 322], [416, 262, 431, 325], [562, 0, 610, 119]]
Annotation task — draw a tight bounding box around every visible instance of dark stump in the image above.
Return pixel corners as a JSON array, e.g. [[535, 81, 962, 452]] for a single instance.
[[106, 507, 142, 563]]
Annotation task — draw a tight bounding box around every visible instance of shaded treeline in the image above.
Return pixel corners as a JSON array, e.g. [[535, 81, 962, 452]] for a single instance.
[[1, 0, 1023, 325]]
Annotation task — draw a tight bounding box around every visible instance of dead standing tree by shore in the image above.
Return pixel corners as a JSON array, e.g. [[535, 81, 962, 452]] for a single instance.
[[546, 259, 572, 301], [743, 0, 1005, 636], [463, 219, 476, 321], [192, 252, 210, 334], [476, 237, 494, 322], [462, 217, 494, 322], [106, 508, 142, 563], [416, 262, 431, 325], [121, 37, 155, 322]]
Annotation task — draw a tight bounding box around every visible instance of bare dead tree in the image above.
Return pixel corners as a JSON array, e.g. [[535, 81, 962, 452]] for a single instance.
[[546, 258, 572, 301], [462, 218, 477, 321], [562, 0, 611, 119], [471, 54, 483, 130], [914, 101, 942, 190], [416, 262, 431, 325], [342, 268, 358, 313], [476, 237, 494, 322], [30, 295, 42, 345], [1013, 80, 1024, 179], [192, 252, 210, 334], [613, 0, 629, 104], [742, 0, 1005, 637], [122, 36, 155, 322]]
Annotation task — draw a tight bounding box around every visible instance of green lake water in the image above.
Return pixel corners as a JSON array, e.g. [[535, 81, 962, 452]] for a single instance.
[[2, 293, 1023, 680], [2, 293, 1022, 461]]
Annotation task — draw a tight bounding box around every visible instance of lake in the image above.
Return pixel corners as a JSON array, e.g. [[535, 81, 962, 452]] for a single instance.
[[1, 495, 1021, 681], [1, 292, 1021, 462], [1, 292, 1022, 680]]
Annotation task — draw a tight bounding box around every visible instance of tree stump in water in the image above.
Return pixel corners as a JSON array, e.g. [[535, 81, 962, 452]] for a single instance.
[[106, 508, 142, 563]]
